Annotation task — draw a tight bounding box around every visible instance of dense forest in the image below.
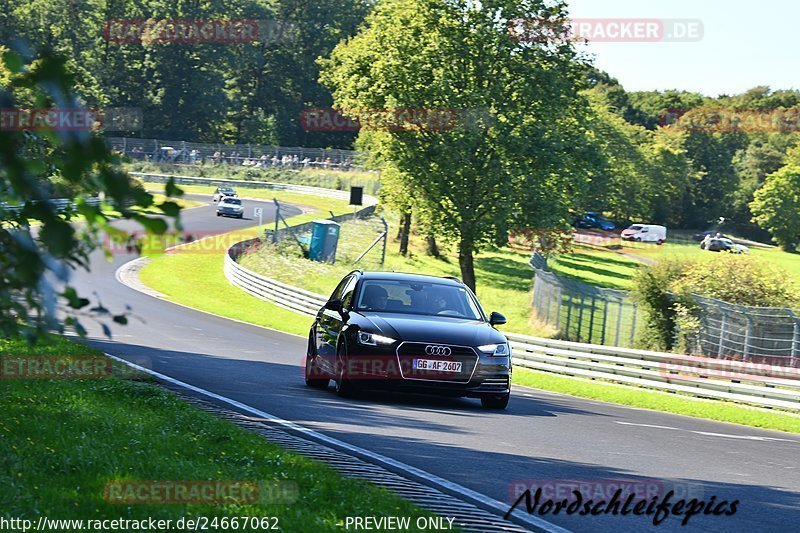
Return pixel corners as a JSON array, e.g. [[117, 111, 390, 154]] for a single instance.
[[2, 0, 799, 241]]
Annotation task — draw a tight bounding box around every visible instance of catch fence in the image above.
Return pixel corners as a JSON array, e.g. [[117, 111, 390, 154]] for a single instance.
[[693, 296, 800, 363], [531, 254, 641, 348]]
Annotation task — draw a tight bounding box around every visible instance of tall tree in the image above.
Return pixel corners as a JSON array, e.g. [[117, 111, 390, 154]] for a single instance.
[[320, 0, 596, 291], [750, 164, 800, 250]]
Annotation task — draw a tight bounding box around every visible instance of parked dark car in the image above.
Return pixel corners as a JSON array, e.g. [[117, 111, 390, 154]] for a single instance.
[[703, 237, 749, 254], [305, 271, 512, 409], [573, 212, 616, 231]]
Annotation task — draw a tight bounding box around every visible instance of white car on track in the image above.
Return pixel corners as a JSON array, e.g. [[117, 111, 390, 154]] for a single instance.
[[216, 197, 244, 218]]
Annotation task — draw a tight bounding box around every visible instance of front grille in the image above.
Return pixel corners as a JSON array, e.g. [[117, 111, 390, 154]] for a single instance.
[[396, 342, 478, 384]]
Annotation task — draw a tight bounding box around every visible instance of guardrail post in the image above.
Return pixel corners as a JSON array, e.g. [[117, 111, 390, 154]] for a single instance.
[[564, 292, 573, 338], [629, 304, 637, 347], [790, 310, 800, 362], [273, 199, 280, 243], [743, 314, 752, 359], [381, 218, 388, 265], [600, 298, 609, 345], [555, 285, 562, 330], [544, 279, 553, 325]]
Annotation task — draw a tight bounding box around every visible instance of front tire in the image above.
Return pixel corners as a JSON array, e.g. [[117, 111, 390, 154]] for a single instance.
[[481, 393, 510, 410], [335, 343, 359, 398]]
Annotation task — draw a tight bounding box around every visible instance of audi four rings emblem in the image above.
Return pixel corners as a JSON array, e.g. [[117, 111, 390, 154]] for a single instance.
[[425, 345, 451, 356]]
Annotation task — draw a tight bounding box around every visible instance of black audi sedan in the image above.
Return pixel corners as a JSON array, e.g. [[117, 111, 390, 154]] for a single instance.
[[305, 271, 512, 409]]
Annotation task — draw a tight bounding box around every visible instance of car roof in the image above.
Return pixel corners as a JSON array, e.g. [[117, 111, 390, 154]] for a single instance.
[[357, 271, 463, 287]]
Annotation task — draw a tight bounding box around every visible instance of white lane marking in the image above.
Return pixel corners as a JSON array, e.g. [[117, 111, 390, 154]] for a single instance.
[[691, 431, 799, 443], [616, 421, 681, 431], [104, 353, 571, 533], [616, 422, 800, 444]]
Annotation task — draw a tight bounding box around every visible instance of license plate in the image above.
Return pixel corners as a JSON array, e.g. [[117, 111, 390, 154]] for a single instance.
[[413, 359, 462, 372]]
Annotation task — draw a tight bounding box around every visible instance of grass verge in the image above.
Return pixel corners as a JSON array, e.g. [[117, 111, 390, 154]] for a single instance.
[[512, 367, 800, 434], [0, 335, 446, 530], [138, 227, 311, 337]]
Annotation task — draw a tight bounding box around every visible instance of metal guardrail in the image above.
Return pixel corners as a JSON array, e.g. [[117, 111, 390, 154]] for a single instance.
[[1, 197, 102, 216], [222, 243, 800, 411], [131, 172, 379, 205], [225, 239, 327, 316]]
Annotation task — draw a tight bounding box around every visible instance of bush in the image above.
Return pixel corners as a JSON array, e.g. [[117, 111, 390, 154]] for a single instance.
[[670, 255, 798, 308], [630, 258, 688, 350], [632, 255, 799, 352]]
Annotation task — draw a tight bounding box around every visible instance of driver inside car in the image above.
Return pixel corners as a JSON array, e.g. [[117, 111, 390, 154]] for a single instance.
[[362, 285, 389, 311]]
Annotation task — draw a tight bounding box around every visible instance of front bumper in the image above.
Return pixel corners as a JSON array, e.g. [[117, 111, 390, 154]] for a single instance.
[[344, 342, 511, 397]]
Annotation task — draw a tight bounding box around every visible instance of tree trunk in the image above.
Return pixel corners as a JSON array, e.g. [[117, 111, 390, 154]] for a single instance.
[[399, 211, 411, 256], [426, 235, 440, 257], [458, 238, 476, 292]]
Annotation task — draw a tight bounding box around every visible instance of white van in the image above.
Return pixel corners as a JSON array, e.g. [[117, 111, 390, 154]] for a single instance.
[[621, 224, 667, 244]]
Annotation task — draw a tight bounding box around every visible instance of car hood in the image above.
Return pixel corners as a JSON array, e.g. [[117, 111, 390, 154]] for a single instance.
[[358, 312, 507, 346]]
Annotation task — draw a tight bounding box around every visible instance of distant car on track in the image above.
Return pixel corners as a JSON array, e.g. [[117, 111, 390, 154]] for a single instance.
[[212, 187, 238, 202], [305, 271, 512, 409], [216, 197, 244, 218]]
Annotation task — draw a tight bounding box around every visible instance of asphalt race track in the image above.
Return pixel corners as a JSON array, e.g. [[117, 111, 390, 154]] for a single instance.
[[68, 193, 800, 533]]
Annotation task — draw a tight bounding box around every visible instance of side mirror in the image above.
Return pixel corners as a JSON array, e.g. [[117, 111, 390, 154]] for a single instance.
[[489, 312, 506, 326], [325, 299, 344, 313]]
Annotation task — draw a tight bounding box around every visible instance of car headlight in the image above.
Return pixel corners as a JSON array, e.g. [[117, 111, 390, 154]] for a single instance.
[[478, 343, 510, 356], [357, 331, 396, 346]]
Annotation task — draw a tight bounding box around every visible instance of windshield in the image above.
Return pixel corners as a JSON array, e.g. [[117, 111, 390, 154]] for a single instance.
[[222, 198, 241, 205], [629, 225, 643, 231], [355, 280, 483, 320]]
